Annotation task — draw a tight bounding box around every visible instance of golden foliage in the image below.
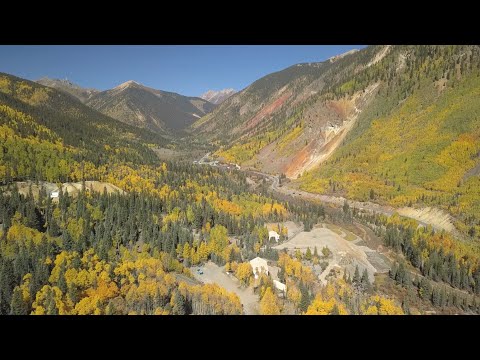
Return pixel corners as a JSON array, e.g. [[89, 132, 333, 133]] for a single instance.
[[185, 283, 242, 315], [235, 262, 253, 286], [286, 282, 301, 308], [259, 287, 281, 315], [208, 225, 229, 260], [278, 252, 315, 286], [363, 295, 404, 315], [299, 74, 480, 237], [28, 247, 244, 315]]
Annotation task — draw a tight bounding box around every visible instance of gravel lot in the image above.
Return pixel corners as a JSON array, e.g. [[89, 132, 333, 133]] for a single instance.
[[191, 262, 259, 315], [273, 226, 378, 284]]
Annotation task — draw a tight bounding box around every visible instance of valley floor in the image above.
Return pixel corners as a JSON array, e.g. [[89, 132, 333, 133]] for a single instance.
[[197, 152, 458, 234], [270, 171, 455, 234]]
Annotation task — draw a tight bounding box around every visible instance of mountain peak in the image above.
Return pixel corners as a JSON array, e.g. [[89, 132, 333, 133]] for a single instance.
[[329, 49, 360, 63], [36, 77, 99, 103], [86, 81, 215, 134], [200, 88, 236, 105], [37, 77, 78, 88], [115, 80, 140, 90]]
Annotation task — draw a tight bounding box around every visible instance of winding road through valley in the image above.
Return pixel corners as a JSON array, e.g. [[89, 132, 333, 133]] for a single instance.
[[242, 168, 455, 234], [194, 154, 456, 234]]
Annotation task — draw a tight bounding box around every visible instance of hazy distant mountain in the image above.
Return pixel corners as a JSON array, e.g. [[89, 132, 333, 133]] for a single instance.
[[200, 88, 236, 105], [36, 77, 99, 103], [86, 81, 216, 134]]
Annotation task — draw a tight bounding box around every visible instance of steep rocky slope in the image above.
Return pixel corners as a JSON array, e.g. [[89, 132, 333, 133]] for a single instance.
[[192, 46, 382, 177], [193, 45, 480, 238]]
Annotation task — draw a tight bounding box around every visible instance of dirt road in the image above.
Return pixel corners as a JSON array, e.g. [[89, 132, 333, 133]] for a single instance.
[[266, 173, 455, 234], [191, 262, 258, 315], [198, 157, 457, 234]]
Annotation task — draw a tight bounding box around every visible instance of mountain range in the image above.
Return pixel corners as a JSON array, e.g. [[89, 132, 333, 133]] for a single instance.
[[192, 45, 480, 238], [3, 45, 480, 315], [5, 45, 480, 240], [3, 44, 480, 317], [0, 72, 165, 183], [36, 78, 215, 135]]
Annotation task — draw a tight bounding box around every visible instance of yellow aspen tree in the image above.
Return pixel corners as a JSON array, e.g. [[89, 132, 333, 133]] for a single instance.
[[176, 243, 183, 257], [190, 247, 198, 265], [260, 287, 281, 315], [209, 225, 228, 256], [223, 246, 233, 263], [287, 284, 301, 309], [364, 305, 379, 315], [183, 243, 191, 262], [235, 262, 253, 287], [378, 298, 404, 315], [198, 242, 209, 262]]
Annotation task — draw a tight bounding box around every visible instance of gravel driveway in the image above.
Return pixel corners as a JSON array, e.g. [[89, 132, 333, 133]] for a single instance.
[[191, 262, 259, 315]]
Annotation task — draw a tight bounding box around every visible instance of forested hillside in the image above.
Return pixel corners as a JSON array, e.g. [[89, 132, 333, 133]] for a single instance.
[[3, 45, 480, 315], [0, 72, 328, 314], [192, 47, 384, 176], [0, 72, 164, 183], [193, 46, 480, 240], [299, 45, 480, 238]]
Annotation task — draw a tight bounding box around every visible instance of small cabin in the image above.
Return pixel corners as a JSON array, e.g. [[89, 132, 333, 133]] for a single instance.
[[269, 230, 280, 242], [249, 257, 269, 279], [273, 280, 287, 293], [50, 191, 59, 198]]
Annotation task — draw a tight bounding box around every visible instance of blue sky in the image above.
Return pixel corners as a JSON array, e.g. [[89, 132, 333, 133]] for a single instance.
[[0, 45, 365, 96]]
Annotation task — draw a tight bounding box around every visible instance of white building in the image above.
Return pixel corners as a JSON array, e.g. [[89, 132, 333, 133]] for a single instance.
[[269, 230, 280, 242], [273, 280, 287, 293], [249, 257, 269, 279], [50, 191, 59, 198]]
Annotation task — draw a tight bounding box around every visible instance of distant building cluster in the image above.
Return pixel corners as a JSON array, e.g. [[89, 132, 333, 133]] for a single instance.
[[194, 157, 241, 170]]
